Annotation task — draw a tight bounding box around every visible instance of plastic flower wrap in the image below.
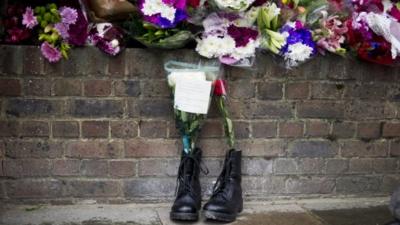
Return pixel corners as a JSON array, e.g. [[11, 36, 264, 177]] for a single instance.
[[346, 0, 400, 65], [21, 4, 83, 63], [164, 60, 221, 154], [196, 12, 260, 67], [88, 23, 125, 56], [124, 14, 193, 49]]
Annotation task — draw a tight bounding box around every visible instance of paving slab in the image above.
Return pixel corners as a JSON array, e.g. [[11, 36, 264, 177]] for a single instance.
[[311, 206, 392, 225], [0, 198, 394, 225], [0, 204, 161, 225], [157, 203, 322, 225]]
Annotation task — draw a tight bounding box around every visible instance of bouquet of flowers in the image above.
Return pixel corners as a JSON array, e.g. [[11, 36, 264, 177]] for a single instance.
[[299, 0, 349, 55], [165, 60, 221, 154], [123, 0, 193, 49], [346, 0, 400, 65], [88, 23, 125, 55], [21, 3, 84, 63], [196, 12, 260, 66], [2, 4, 32, 44], [257, 2, 317, 68]]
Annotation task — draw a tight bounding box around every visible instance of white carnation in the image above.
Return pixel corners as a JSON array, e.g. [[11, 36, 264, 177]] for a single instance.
[[230, 39, 260, 60], [196, 36, 236, 58], [214, 0, 255, 11], [142, 0, 176, 22], [284, 42, 314, 67]]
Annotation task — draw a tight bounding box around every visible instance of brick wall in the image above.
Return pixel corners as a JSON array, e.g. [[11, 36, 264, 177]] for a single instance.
[[0, 45, 400, 204]]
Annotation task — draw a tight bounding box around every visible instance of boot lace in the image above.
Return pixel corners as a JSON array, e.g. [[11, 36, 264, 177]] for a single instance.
[[175, 154, 209, 198]]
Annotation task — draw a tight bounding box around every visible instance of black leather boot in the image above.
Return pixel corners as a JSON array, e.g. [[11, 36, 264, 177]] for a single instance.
[[170, 148, 205, 221], [203, 149, 243, 222]]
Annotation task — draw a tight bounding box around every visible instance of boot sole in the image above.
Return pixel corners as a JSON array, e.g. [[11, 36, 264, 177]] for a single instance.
[[170, 212, 199, 221], [203, 210, 238, 222]]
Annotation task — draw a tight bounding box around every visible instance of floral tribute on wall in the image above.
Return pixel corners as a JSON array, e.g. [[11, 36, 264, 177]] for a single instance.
[[1, 0, 400, 67]]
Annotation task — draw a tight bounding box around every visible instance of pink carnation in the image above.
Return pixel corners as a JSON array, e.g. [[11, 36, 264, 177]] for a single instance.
[[40, 42, 62, 63], [22, 7, 38, 29]]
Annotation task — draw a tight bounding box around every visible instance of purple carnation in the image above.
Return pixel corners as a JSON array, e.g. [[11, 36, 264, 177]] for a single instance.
[[280, 23, 317, 55], [227, 25, 258, 47], [54, 22, 69, 39], [41, 42, 62, 63], [22, 7, 38, 29], [59, 7, 78, 25]]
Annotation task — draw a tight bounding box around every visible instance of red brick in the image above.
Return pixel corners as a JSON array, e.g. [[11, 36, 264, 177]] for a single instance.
[[357, 122, 381, 139], [139, 159, 170, 176], [52, 121, 79, 138], [4, 141, 63, 159], [4, 159, 51, 177], [390, 140, 400, 156], [24, 79, 51, 96], [6, 180, 63, 198], [52, 159, 81, 176], [142, 80, 169, 97], [109, 160, 136, 177], [111, 121, 138, 138], [114, 80, 140, 97], [252, 121, 277, 138], [305, 121, 330, 137], [125, 139, 178, 157], [108, 51, 126, 77], [66, 141, 123, 158], [257, 82, 283, 100], [23, 46, 43, 75], [332, 122, 356, 138], [82, 121, 109, 138], [139, 120, 167, 138], [382, 122, 400, 138], [21, 159, 51, 177], [341, 140, 388, 158], [81, 160, 108, 177], [0, 79, 21, 96], [53, 79, 82, 96], [237, 139, 286, 157], [279, 121, 303, 138], [200, 120, 223, 138], [297, 101, 344, 119], [0, 121, 19, 137], [311, 83, 343, 100], [67, 180, 121, 197], [286, 82, 309, 99], [84, 80, 112, 97], [234, 121, 250, 139], [198, 139, 227, 157], [20, 121, 49, 137]]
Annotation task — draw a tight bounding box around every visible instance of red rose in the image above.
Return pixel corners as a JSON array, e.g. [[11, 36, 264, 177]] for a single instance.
[[213, 79, 227, 96]]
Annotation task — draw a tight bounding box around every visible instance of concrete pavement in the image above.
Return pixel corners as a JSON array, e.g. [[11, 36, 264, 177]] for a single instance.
[[0, 197, 393, 225]]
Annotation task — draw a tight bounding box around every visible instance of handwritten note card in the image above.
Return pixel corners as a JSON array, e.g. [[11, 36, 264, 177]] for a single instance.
[[173, 72, 212, 114]]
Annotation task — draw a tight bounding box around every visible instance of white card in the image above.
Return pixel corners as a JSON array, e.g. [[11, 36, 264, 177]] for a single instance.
[[174, 72, 212, 114]]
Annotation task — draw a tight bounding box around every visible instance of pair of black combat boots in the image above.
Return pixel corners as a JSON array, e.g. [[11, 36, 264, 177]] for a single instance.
[[170, 148, 243, 222]]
